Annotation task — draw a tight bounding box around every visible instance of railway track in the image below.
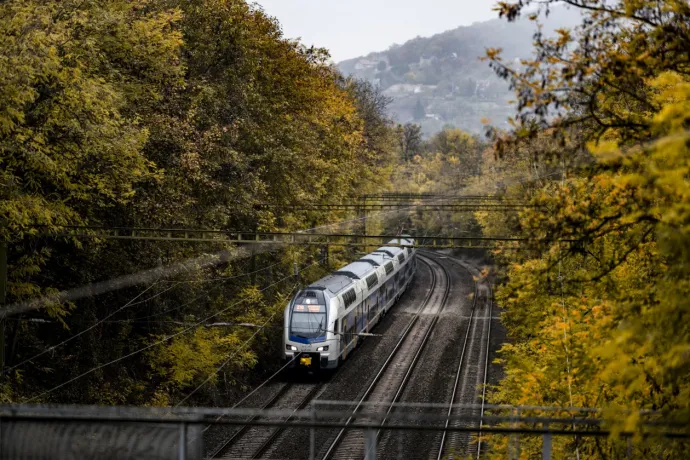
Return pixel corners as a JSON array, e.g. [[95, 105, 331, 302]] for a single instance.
[[210, 382, 322, 459], [321, 255, 452, 460], [433, 253, 494, 460]]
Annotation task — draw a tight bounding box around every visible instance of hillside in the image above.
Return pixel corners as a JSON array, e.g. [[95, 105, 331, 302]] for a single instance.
[[338, 7, 581, 135]]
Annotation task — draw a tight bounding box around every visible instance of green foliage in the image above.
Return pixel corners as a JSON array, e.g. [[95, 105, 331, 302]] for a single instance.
[[0, 0, 397, 406], [481, 0, 690, 456]]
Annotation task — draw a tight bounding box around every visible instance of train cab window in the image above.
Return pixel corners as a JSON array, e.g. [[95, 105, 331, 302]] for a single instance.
[[290, 303, 327, 339]]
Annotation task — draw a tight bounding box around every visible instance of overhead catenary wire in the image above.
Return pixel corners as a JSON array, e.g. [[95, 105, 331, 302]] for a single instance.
[[1, 196, 437, 318], [108, 259, 293, 323], [23, 257, 327, 403], [159, 258, 287, 283], [174, 281, 302, 407], [9, 194, 458, 399], [4, 257, 298, 375], [1, 280, 176, 376]]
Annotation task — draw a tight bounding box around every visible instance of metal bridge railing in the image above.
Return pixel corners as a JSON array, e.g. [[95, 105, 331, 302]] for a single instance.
[[0, 403, 685, 460]]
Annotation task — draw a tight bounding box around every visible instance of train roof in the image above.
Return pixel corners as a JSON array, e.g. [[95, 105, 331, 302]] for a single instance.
[[304, 237, 414, 296], [386, 237, 414, 247], [375, 246, 405, 257], [308, 274, 353, 295], [361, 252, 390, 265], [334, 261, 377, 280]]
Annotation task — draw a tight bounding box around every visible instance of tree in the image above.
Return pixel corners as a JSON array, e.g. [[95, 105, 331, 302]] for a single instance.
[[0, 0, 400, 406], [396, 123, 423, 161], [426, 128, 483, 181], [479, 0, 690, 456]]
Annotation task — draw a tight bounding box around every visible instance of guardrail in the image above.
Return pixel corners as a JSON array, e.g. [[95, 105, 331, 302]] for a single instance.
[[1, 403, 684, 460]]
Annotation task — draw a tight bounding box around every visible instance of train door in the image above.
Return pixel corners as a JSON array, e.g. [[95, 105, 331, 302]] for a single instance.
[[358, 302, 365, 333], [348, 310, 356, 350], [337, 318, 345, 361], [366, 292, 378, 326], [371, 292, 380, 319]]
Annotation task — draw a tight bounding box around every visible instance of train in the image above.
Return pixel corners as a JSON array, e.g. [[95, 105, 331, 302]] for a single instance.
[[283, 237, 417, 371]]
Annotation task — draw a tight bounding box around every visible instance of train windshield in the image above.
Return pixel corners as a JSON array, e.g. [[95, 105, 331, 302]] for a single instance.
[[290, 303, 327, 339]]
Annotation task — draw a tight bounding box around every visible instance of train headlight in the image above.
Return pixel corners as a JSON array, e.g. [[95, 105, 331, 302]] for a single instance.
[[286, 345, 297, 351], [316, 346, 329, 352]]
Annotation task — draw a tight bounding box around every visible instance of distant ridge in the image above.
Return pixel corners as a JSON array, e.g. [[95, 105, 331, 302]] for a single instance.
[[338, 7, 580, 136]]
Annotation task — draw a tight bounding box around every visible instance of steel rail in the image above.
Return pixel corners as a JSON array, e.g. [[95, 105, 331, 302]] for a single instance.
[[476, 283, 493, 459], [208, 382, 292, 458], [250, 383, 323, 459], [432, 251, 496, 460], [373, 255, 453, 439], [323, 255, 452, 460], [211, 383, 323, 459], [434, 253, 480, 460], [320, 256, 441, 460]]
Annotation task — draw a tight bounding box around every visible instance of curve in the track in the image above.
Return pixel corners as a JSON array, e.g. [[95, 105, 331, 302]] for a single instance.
[[322, 255, 452, 460]]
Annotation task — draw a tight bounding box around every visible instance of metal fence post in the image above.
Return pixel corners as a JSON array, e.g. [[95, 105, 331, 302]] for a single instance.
[[0, 240, 7, 373], [178, 422, 187, 460], [364, 428, 377, 460], [516, 408, 521, 459], [510, 407, 519, 460], [542, 423, 551, 460], [310, 404, 316, 460]]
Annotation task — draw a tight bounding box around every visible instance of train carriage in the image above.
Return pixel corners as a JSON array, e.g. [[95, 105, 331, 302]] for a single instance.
[[283, 237, 416, 371]]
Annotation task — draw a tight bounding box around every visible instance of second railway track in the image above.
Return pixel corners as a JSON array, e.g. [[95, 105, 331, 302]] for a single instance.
[[209, 250, 498, 460], [321, 255, 452, 460], [433, 252, 494, 460]]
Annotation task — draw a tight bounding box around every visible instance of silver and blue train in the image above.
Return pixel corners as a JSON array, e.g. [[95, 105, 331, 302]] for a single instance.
[[283, 237, 416, 370]]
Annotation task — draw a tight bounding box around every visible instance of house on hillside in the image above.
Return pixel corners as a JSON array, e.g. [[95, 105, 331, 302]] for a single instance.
[[354, 59, 378, 71]]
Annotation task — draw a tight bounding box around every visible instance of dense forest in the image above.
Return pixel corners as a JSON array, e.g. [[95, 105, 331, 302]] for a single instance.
[[470, 0, 690, 457], [5, 0, 690, 457], [0, 0, 481, 407]]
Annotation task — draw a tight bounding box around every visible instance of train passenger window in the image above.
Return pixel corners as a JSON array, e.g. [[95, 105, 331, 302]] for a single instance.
[[366, 273, 378, 290], [342, 289, 356, 308]]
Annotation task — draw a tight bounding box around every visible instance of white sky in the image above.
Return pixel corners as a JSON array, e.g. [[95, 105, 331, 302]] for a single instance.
[[252, 0, 500, 62]]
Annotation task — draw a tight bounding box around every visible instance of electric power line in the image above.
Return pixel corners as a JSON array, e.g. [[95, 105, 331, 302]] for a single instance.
[[174, 282, 302, 407], [23, 258, 326, 403], [1, 281, 175, 376]]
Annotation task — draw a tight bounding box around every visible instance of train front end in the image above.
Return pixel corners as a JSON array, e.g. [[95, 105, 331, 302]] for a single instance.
[[283, 289, 338, 371]]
